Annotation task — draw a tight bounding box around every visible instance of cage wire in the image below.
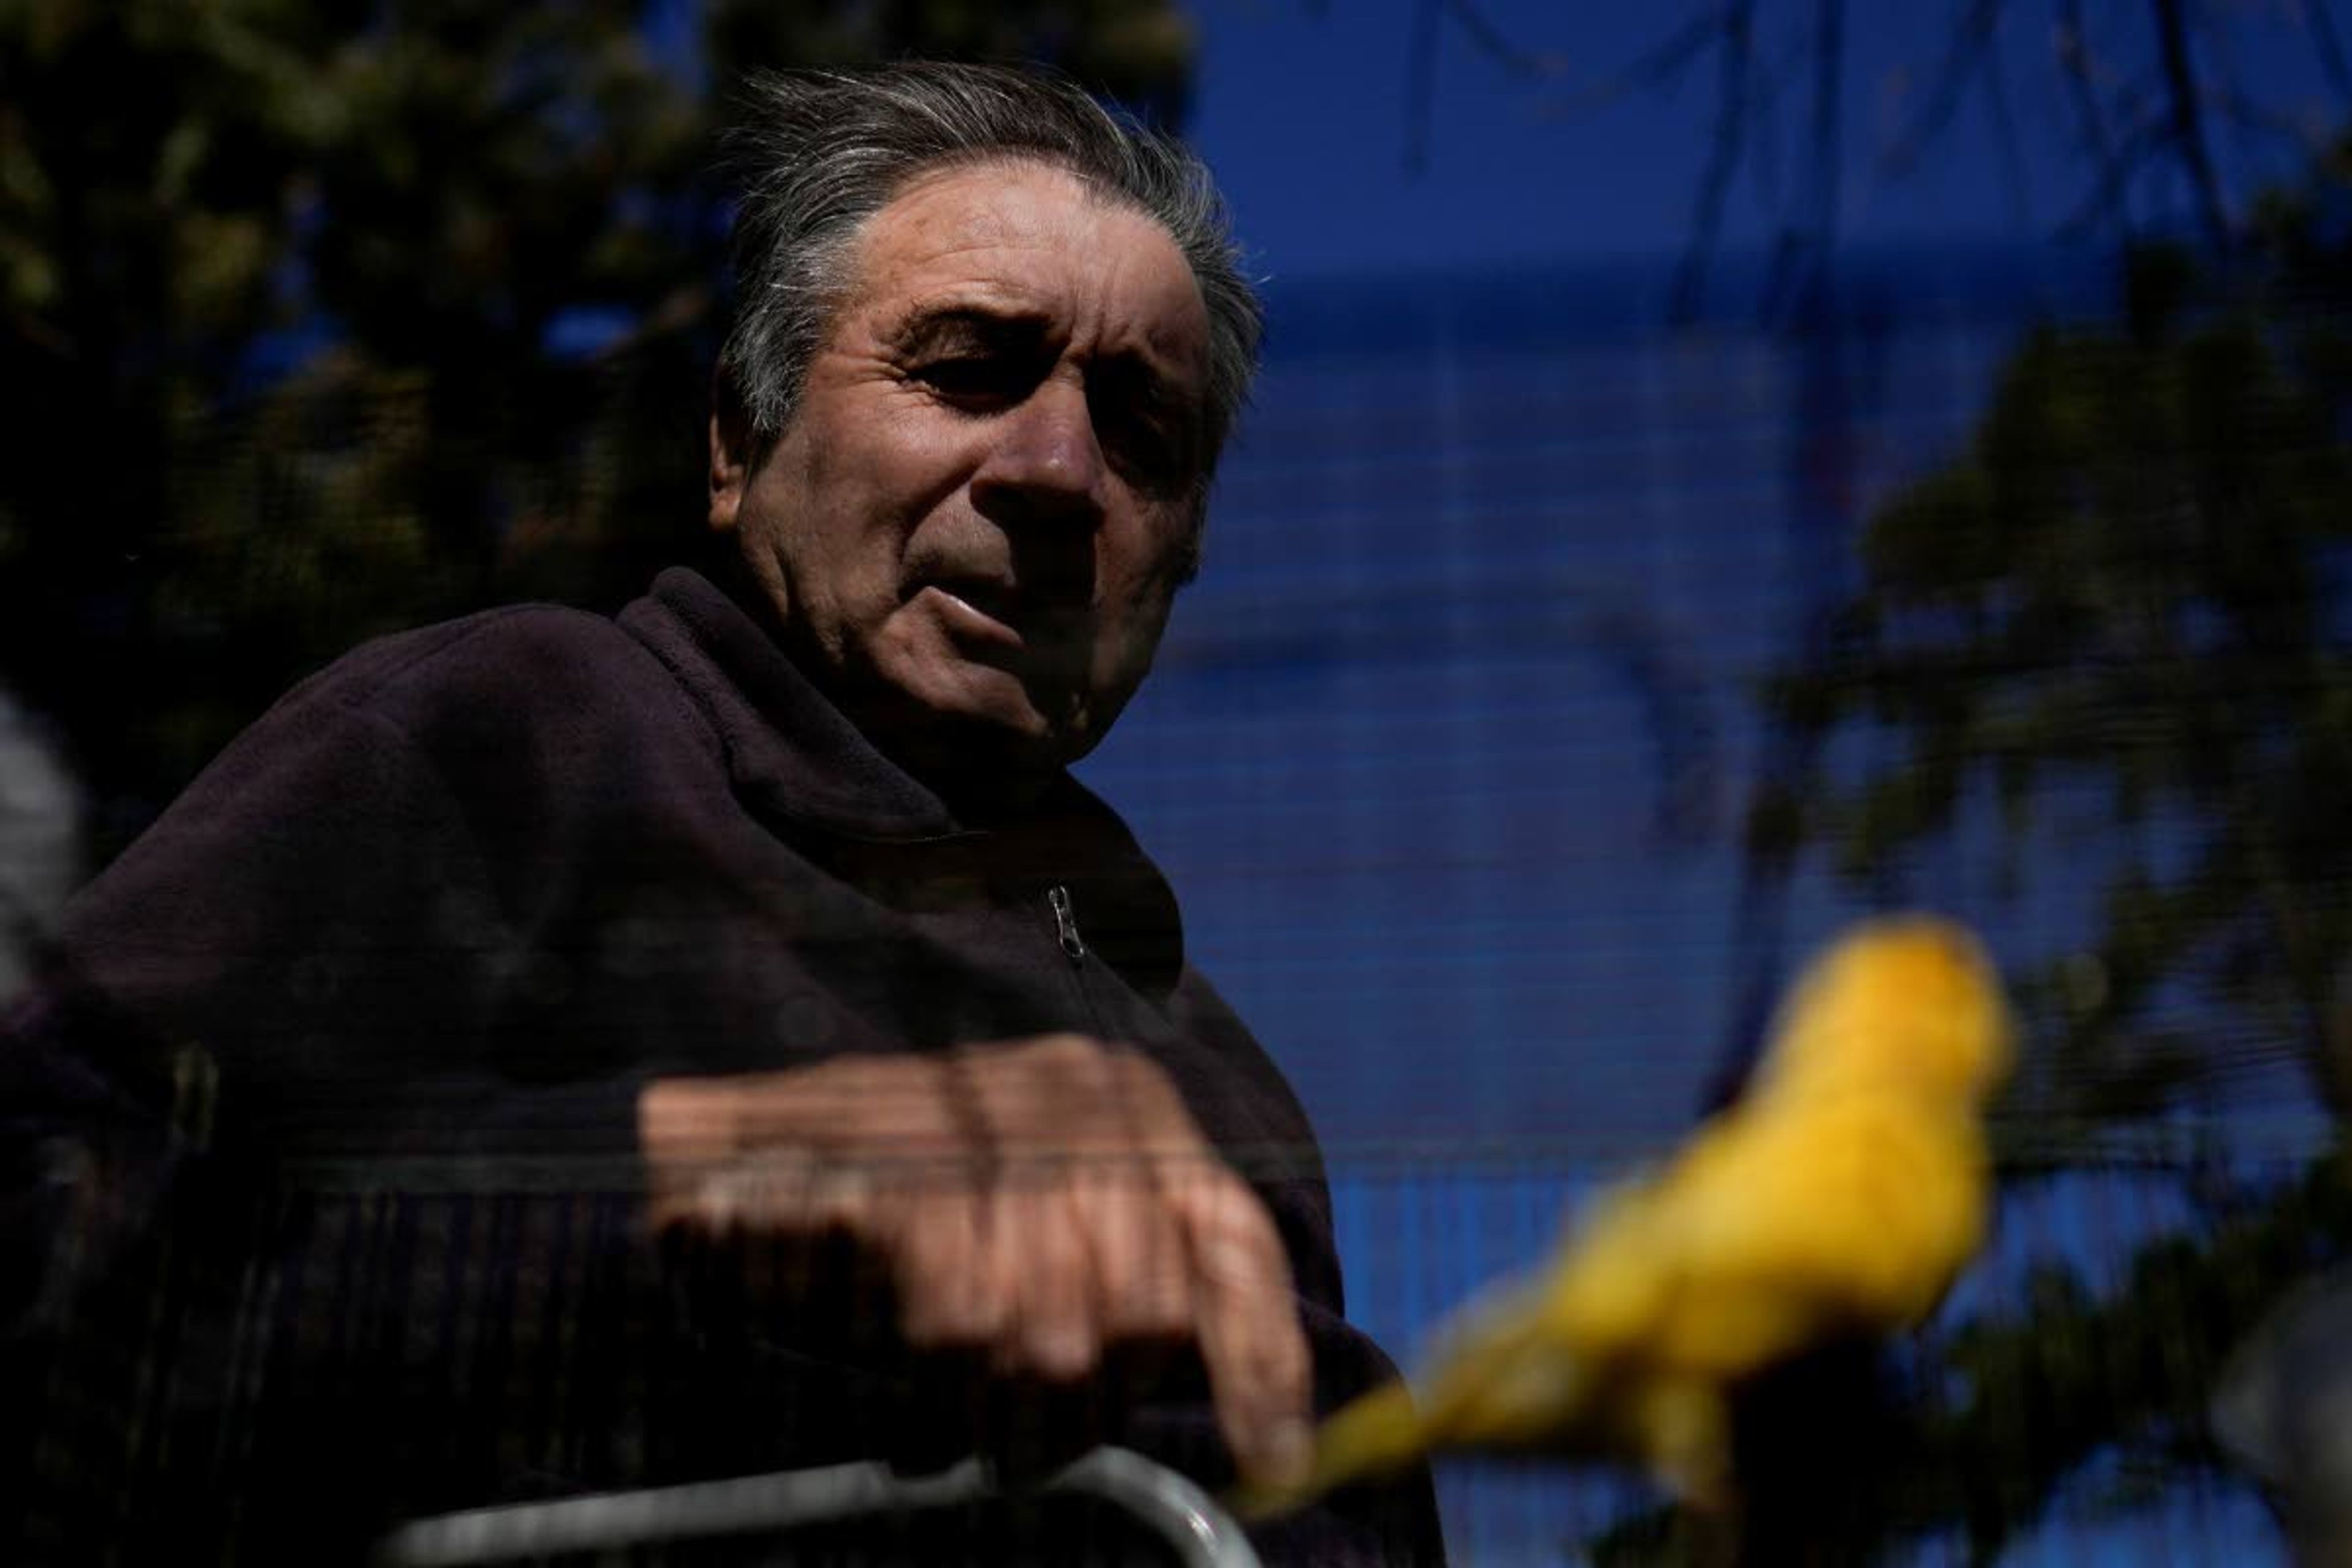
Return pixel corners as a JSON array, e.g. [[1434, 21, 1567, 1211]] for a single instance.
[[10, 1140, 2331, 1563], [9, 247, 2351, 1562]]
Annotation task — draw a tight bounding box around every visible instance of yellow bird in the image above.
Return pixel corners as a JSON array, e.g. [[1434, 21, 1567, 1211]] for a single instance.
[[1241, 914, 2014, 1517]]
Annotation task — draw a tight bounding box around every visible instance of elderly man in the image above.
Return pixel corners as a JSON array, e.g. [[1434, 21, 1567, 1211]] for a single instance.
[[4, 62, 1443, 1564]]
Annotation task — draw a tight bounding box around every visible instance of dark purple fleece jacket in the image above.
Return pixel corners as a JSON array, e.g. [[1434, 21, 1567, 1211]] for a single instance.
[[2, 567, 1444, 1565]]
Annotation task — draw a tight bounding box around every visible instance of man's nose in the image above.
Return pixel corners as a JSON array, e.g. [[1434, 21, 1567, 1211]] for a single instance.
[[970, 375, 1107, 526]]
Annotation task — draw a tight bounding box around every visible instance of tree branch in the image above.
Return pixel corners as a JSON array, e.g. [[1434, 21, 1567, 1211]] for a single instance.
[[1806, 0, 1845, 249], [1401, 0, 1562, 172], [1764, 0, 1845, 317], [1671, 0, 1756, 321], [2056, 114, 2168, 239], [1878, 0, 2008, 181], [1542, 4, 1724, 115], [2055, 0, 2130, 237], [1978, 0, 2034, 228], [2308, 0, 2352, 108], [1440, 0, 1560, 81], [2150, 0, 2235, 247]]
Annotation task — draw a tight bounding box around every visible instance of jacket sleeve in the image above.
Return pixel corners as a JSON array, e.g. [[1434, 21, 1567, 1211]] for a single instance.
[[1, 647, 653, 1330]]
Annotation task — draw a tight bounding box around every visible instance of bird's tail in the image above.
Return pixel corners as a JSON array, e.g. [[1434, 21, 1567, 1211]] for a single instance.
[[1229, 1380, 1427, 1521]]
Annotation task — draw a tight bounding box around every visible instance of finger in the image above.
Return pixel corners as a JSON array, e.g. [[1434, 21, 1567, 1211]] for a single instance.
[[1102, 1050, 1311, 1476], [997, 1169, 1099, 1382], [895, 1166, 1006, 1350], [1176, 1169, 1312, 1488], [1080, 1052, 1203, 1342], [1076, 1153, 1192, 1344], [647, 1152, 797, 1239]]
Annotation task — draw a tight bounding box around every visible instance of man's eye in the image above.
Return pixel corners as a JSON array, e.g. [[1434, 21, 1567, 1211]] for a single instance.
[[916, 355, 1029, 404], [1096, 401, 1196, 493]]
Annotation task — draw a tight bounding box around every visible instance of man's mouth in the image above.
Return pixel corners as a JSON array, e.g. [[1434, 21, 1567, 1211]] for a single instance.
[[922, 580, 1030, 648], [937, 578, 1017, 622], [920, 575, 1093, 658]]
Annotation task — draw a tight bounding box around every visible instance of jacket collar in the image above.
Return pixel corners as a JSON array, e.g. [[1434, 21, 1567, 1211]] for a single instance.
[[618, 565, 1186, 995], [625, 564, 960, 842]]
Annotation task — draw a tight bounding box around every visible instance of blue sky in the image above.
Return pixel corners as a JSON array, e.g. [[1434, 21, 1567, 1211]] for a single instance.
[[1128, 0, 2351, 1156], [1186, 0, 2345, 277], [1117, 15, 2346, 1555]]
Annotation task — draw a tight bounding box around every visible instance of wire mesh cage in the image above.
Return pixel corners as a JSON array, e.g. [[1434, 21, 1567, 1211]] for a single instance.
[[7, 108, 2352, 1564], [9, 1151, 1287, 1567], [12, 1131, 2341, 1564]]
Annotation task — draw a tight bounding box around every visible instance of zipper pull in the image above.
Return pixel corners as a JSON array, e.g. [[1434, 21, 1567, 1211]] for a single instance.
[[1047, 884, 1087, 961]]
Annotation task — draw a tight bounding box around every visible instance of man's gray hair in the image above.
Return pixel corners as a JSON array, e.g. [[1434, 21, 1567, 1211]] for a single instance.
[[716, 62, 1262, 497]]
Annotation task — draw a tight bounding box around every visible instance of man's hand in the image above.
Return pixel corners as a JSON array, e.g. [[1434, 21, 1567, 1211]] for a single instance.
[[637, 1034, 1312, 1489]]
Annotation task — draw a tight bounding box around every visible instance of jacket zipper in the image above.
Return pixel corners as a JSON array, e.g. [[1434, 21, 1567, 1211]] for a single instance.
[[1054, 888, 1115, 1034], [1047, 884, 1087, 961], [1046, 883, 1109, 1036]]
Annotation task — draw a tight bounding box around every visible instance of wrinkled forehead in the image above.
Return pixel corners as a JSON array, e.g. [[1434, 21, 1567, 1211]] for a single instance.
[[840, 157, 1207, 358]]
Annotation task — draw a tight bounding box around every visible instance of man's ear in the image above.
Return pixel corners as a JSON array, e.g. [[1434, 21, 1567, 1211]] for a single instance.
[[707, 410, 748, 534]]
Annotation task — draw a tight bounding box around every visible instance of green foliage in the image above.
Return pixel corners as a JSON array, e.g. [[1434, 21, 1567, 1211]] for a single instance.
[[1758, 168, 2352, 1126], [1710, 130, 2352, 1568], [0, 0, 1194, 855]]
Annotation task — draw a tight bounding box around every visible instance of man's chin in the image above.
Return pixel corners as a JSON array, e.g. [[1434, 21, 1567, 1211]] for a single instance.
[[878, 688, 1080, 797]]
